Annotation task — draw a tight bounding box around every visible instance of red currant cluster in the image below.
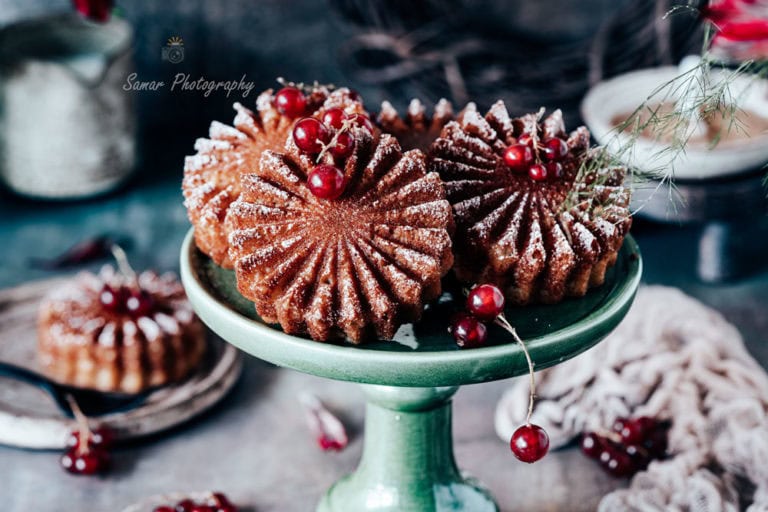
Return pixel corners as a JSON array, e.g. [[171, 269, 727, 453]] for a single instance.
[[449, 284, 549, 463], [580, 416, 670, 477], [99, 283, 155, 318], [60, 425, 113, 476], [153, 492, 237, 512], [290, 106, 373, 201], [503, 132, 569, 182]]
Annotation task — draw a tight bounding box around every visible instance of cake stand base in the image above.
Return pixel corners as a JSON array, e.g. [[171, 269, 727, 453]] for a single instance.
[[317, 385, 497, 512]]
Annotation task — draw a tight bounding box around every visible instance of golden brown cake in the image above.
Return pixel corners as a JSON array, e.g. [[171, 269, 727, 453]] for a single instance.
[[37, 266, 206, 393], [182, 85, 366, 268], [377, 98, 455, 152], [429, 103, 632, 305], [226, 124, 454, 343]]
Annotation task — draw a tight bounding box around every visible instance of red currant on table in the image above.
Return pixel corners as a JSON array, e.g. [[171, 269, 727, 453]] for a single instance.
[[274, 87, 307, 118], [503, 144, 533, 171], [293, 118, 330, 154], [308, 165, 346, 200], [580, 432, 604, 458], [528, 163, 548, 181], [330, 131, 355, 160], [153, 507, 175, 512], [67, 426, 113, 450], [126, 288, 154, 318], [541, 138, 568, 161], [450, 313, 488, 348], [60, 447, 107, 475], [510, 423, 550, 463], [322, 108, 348, 130], [466, 284, 505, 321]]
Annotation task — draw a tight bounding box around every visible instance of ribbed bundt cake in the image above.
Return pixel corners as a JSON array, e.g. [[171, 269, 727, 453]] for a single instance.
[[38, 266, 206, 393], [429, 102, 631, 305], [226, 120, 454, 343], [183, 85, 367, 268], [377, 98, 455, 152]]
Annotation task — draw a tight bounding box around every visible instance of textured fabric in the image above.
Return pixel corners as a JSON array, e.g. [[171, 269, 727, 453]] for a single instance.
[[495, 286, 768, 511]]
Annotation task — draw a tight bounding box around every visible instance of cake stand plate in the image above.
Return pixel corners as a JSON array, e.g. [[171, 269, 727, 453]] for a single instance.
[[180, 229, 642, 512], [0, 277, 243, 449]]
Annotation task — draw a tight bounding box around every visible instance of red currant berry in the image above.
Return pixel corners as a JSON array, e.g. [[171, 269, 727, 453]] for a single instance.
[[126, 289, 155, 318], [319, 436, 345, 451], [308, 165, 346, 200], [542, 138, 568, 161], [510, 424, 550, 463], [274, 87, 307, 118], [546, 162, 563, 179], [350, 113, 374, 133], [450, 313, 488, 348], [175, 500, 196, 512], [636, 416, 660, 434], [580, 432, 604, 459], [73, 0, 113, 22], [330, 131, 355, 160], [613, 417, 645, 445], [601, 449, 635, 477], [503, 144, 534, 171], [99, 284, 127, 313], [190, 506, 213, 512], [322, 108, 348, 130], [153, 507, 175, 512], [67, 426, 113, 450], [528, 163, 548, 181], [293, 118, 330, 154], [643, 427, 668, 458], [60, 448, 105, 475], [517, 133, 534, 147], [211, 493, 237, 512], [625, 444, 651, 470], [466, 284, 505, 321]]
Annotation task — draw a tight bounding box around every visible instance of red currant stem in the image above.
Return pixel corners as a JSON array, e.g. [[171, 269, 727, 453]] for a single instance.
[[595, 428, 624, 445], [495, 314, 536, 425], [316, 118, 356, 164], [110, 244, 138, 288], [65, 394, 91, 456]]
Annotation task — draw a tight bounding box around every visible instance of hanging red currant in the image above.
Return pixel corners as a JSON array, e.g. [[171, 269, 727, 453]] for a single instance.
[[466, 284, 505, 321], [275, 87, 307, 118], [293, 118, 330, 154], [308, 165, 346, 200], [510, 424, 550, 463], [503, 144, 534, 172]]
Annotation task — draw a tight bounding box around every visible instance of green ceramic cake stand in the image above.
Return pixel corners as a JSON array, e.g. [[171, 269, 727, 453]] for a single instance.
[[180, 229, 642, 512]]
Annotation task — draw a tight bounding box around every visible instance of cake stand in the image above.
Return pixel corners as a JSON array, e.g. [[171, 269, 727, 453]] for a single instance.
[[180, 229, 642, 512]]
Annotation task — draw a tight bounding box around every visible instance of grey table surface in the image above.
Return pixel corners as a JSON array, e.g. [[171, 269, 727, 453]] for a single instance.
[[1, 171, 767, 512]]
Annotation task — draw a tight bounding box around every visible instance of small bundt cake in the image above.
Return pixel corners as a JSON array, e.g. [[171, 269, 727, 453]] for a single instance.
[[183, 84, 366, 268], [429, 103, 631, 305], [227, 119, 454, 343], [38, 266, 206, 393], [377, 98, 455, 152]]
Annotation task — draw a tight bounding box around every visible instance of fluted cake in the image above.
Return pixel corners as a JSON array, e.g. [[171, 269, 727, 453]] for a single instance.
[[429, 103, 632, 305], [227, 124, 454, 343], [37, 266, 206, 393], [183, 85, 366, 268]]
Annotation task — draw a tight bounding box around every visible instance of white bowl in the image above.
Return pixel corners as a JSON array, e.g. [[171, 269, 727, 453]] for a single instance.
[[581, 66, 768, 180]]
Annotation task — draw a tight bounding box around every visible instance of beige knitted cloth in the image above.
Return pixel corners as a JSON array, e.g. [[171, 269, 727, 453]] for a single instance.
[[495, 286, 768, 511]]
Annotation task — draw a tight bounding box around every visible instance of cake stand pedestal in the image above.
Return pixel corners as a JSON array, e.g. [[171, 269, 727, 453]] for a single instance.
[[180, 229, 642, 512]]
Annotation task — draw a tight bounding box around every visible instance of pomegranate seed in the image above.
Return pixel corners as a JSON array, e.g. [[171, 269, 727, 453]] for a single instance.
[[503, 144, 533, 171], [274, 87, 307, 118], [450, 313, 488, 348], [126, 289, 155, 318], [542, 138, 568, 161], [510, 424, 550, 463], [528, 163, 548, 181], [330, 131, 355, 160], [293, 118, 330, 154], [466, 284, 505, 321], [307, 165, 346, 200], [322, 108, 348, 130]]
